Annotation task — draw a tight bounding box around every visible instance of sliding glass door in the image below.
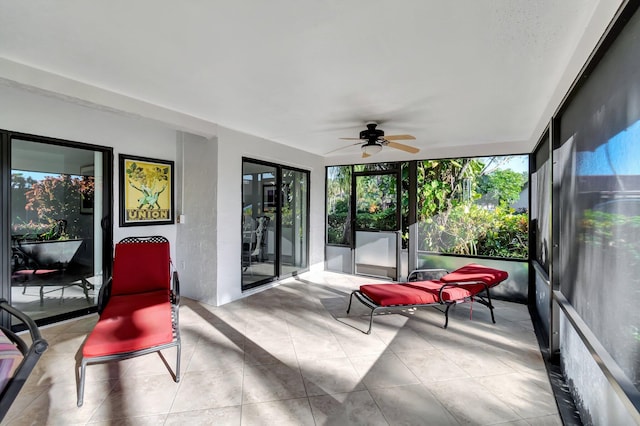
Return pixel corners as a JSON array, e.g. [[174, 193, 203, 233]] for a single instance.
[[3, 134, 112, 326], [241, 158, 309, 290], [280, 167, 308, 276]]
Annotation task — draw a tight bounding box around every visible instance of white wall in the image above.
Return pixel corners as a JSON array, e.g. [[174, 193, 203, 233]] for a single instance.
[[175, 132, 219, 304], [0, 84, 328, 308], [215, 126, 325, 305], [0, 84, 179, 261]]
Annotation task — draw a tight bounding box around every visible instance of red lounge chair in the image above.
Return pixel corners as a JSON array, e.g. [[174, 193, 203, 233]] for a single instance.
[[77, 236, 181, 407], [346, 263, 508, 334]]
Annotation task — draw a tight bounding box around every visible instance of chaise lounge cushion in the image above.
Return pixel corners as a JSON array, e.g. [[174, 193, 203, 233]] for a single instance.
[[111, 242, 170, 296], [440, 263, 508, 286], [82, 290, 173, 358], [359, 264, 509, 307], [360, 282, 440, 306]]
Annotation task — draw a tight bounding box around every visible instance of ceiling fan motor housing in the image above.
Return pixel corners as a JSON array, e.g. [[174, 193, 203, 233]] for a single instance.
[[359, 122, 384, 141]]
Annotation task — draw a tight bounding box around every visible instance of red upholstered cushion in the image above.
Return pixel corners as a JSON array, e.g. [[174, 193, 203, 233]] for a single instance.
[[439, 283, 484, 301], [0, 332, 23, 393], [440, 263, 508, 287], [360, 282, 439, 306], [82, 290, 173, 358], [12, 269, 59, 278], [112, 242, 170, 296]]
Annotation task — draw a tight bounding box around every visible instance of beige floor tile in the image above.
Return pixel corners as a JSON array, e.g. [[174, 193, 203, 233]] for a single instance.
[[299, 357, 366, 396], [186, 339, 244, 373], [475, 372, 559, 419], [86, 414, 168, 425], [242, 363, 307, 403], [241, 398, 315, 426], [89, 373, 180, 422], [6, 271, 563, 426], [170, 368, 243, 412], [396, 349, 469, 383], [308, 390, 388, 426], [332, 328, 389, 357], [349, 353, 420, 389], [430, 378, 521, 425], [373, 325, 437, 353], [443, 344, 516, 377], [369, 384, 459, 426], [243, 336, 298, 367], [291, 333, 347, 360], [165, 405, 241, 425]]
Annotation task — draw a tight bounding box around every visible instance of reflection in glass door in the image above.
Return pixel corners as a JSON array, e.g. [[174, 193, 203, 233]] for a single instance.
[[242, 161, 277, 289], [9, 139, 108, 324], [280, 168, 308, 276], [354, 171, 401, 280]]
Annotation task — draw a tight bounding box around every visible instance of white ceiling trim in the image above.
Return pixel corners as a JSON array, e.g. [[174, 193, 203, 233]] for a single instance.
[[0, 57, 218, 138]]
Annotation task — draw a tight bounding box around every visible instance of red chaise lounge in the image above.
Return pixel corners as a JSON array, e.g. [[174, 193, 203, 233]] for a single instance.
[[346, 263, 508, 334], [77, 236, 181, 407]]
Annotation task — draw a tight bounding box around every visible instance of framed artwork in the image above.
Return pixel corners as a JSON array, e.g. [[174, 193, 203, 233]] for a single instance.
[[262, 184, 277, 212], [79, 164, 95, 214], [119, 154, 175, 226]]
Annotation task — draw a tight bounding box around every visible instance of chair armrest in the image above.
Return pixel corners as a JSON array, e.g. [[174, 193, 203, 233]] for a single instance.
[[407, 269, 449, 282], [172, 271, 180, 305], [97, 277, 112, 315], [0, 299, 48, 422], [0, 299, 47, 356]]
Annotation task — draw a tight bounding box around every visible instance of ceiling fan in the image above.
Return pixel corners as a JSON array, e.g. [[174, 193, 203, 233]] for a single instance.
[[333, 122, 420, 158]]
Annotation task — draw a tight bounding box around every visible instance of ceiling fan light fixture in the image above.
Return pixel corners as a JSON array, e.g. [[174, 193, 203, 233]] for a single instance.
[[361, 143, 382, 156]]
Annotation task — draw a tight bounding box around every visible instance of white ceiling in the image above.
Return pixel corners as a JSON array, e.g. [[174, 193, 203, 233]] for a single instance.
[[0, 1, 609, 160]]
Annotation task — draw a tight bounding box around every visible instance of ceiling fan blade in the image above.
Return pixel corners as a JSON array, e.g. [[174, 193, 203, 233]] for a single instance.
[[362, 152, 371, 159], [384, 134, 416, 141], [387, 141, 420, 154], [325, 142, 362, 155]]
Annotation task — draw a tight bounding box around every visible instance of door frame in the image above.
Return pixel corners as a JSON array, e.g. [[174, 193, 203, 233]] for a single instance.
[[1, 129, 113, 330], [351, 166, 402, 280]]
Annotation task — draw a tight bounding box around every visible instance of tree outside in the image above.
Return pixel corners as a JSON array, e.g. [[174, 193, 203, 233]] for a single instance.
[[11, 172, 94, 241], [326, 156, 529, 259]]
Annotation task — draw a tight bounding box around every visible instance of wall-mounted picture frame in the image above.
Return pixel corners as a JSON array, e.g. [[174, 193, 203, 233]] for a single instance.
[[119, 154, 175, 226], [262, 184, 277, 212], [79, 164, 95, 214]]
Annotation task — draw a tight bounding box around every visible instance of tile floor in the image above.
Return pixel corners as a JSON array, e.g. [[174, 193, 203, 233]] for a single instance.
[[4, 271, 562, 425]]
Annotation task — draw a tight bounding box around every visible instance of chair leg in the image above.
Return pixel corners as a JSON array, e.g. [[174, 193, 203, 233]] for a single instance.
[[443, 304, 451, 329], [77, 360, 87, 407], [175, 342, 181, 382], [346, 291, 355, 314], [365, 307, 378, 335], [485, 289, 496, 324]]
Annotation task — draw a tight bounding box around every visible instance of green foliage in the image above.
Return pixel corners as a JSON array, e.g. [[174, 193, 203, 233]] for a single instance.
[[477, 169, 526, 206], [325, 157, 529, 259], [416, 157, 528, 259], [419, 204, 528, 258], [581, 209, 640, 263]]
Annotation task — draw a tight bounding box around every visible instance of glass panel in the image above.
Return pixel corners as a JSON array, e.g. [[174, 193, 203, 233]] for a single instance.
[[416, 156, 529, 259], [326, 166, 352, 246], [280, 168, 308, 276], [355, 231, 398, 279], [242, 161, 277, 289], [556, 5, 640, 391], [355, 173, 397, 231], [10, 139, 103, 322]]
